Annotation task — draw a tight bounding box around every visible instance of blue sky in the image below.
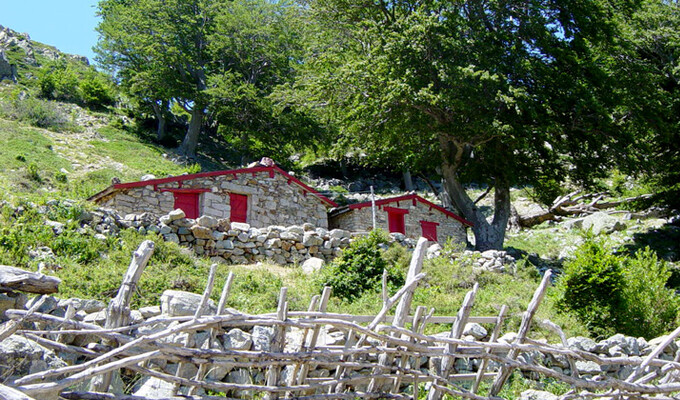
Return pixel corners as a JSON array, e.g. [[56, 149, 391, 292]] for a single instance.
[[1, 0, 100, 64]]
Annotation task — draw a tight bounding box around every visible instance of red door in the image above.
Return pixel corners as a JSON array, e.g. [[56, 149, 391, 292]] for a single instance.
[[173, 193, 200, 219], [230, 193, 248, 223], [420, 220, 439, 242], [386, 207, 408, 234]]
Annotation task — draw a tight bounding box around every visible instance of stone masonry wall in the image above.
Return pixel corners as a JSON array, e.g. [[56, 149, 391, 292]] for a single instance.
[[330, 200, 467, 245], [98, 171, 329, 229], [160, 210, 351, 265]]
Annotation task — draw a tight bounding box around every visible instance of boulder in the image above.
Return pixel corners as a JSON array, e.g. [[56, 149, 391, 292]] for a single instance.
[[520, 390, 558, 400], [168, 209, 186, 221], [133, 376, 176, 398], [302, 257, 325, 274], [231, 222, 251, 232], [463, 323, 488, 340], [302, 232, 324, 247], [253, 325, 275, 352], [190, 225, 213, 240], [160, 290, 216, 317], [582, 212, 626, 235], [0, 50, 16, 82], [197, 215, 218, 229], [0, 335, 66, 379], [223, 328, 253, 350]]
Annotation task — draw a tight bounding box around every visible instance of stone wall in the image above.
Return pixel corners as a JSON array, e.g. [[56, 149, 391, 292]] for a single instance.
[[98, 170, 330, 229], [159, 210, 351, 265], [330, 200, 467, 245]]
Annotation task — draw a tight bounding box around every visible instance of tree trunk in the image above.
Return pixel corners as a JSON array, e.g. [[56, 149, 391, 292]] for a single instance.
[[151, 100, 167, 142], [440, 162, 510, 251], [177, 107, 204, 158], [403, 169, 415, 191]]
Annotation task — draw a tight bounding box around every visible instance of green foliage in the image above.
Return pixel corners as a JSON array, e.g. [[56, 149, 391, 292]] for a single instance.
[[38, 61, 80, 102], [317, 230, 404, 301], [555, 237, 626, 338], [0, 96, 70, 131], [80, 74, 116, 108], [37, 61, 116, 109], [555, 237, 680, 339], [186, 163, 202, 174], [26, 162, 41, 182]]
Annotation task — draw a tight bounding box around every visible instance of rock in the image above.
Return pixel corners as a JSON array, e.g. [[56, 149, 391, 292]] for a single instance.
[[329, 229, 350, 239], [0, 292, 21, 320], [140, 174, 156, 181], [463, 323, 487, 340], [604, 334, 639, 356], [302, 257, 325, 274], [582, 212, 626, 235], [190, 225, 213, 239], [223, 328, 253, 350], [160, 290, 216, 317], [164, 233, 180, 244], [133, 376, 176, 398], [303, 232, 324, 246], [648, 335, 678, 355], [281, 231, 302, 241], [83, 310, 108, 325], [140, 305, 161, 319], [58, 298, 106, 314], [0, 50, 17, 82], [562, 218, 585, 230], [168, 209, 186, 221], [0, 335, 66, 379], [253, 325, 275, 351], [520, 390, 558, 400], [231, 222, 251, 232], [197, 215, 218, 228], [426, 243, 442, 259], [576, 360, 602, 375], [567, 336, 598, 353]]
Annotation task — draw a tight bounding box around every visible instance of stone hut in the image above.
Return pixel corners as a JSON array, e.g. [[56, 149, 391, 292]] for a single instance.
[[329, 194, 472, 244], [88, 164, 337, 229]]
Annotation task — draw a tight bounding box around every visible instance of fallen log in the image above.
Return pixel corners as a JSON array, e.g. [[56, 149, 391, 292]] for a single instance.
[[517, 193, 654, 229], [0, 265, 60, 294]]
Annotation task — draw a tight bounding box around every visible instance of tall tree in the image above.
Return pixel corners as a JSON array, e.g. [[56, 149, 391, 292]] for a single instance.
[[621, 0, 680, 208], [208, 0, 325, 164], [96, 0, 218, 156], [293, 0, 639, 250]]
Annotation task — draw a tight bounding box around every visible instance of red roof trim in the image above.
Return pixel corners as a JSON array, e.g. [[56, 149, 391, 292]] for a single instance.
[[160, 188, 211, 194], [384, 206, 409, 215], [110, 166, 337, 208], [349, 194, 473, 226]]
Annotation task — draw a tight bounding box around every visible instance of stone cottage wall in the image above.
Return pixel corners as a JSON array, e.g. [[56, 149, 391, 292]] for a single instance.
[[160, 211, 351, 265], [330, 200, 467, 245], [98, 171, 329, 229]]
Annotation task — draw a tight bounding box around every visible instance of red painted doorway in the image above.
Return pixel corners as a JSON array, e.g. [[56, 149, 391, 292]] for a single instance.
[[230, 193, 248, 223], [385, 207, 408, 234], [173, 193, 200, 219], [419, 220, 439, 242]]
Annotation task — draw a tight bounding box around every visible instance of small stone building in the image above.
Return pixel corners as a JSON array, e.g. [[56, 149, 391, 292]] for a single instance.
[[89, 165, 337, 229], [329, 194, 472, 244]]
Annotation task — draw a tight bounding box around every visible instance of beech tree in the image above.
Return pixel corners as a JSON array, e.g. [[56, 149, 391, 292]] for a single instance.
[[97, 0, 219, 156], [292, 0, 640, 250]]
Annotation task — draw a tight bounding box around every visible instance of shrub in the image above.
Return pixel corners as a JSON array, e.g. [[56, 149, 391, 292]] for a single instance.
[[555, 237, 680, 339], [3, 96, 67, 130], [317, 230, 404, 301], [80, 75, 115, 108], [26, 162, 41, 182]]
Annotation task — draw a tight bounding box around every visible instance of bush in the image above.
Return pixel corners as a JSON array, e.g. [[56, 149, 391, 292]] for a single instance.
[[1, 97, 69, 131], [80, 75, 115, 108], [555, 237, 680, 339], [317, 230, 404, 301]]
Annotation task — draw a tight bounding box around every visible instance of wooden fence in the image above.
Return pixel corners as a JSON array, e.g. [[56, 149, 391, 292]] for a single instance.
[[3, 238, 680, 400]]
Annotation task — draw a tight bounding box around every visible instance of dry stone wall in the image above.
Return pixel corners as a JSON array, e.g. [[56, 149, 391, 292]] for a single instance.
[[98, 170, 330, 229], [330, 200, 467, 245], [159, 209, 351, 265]]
